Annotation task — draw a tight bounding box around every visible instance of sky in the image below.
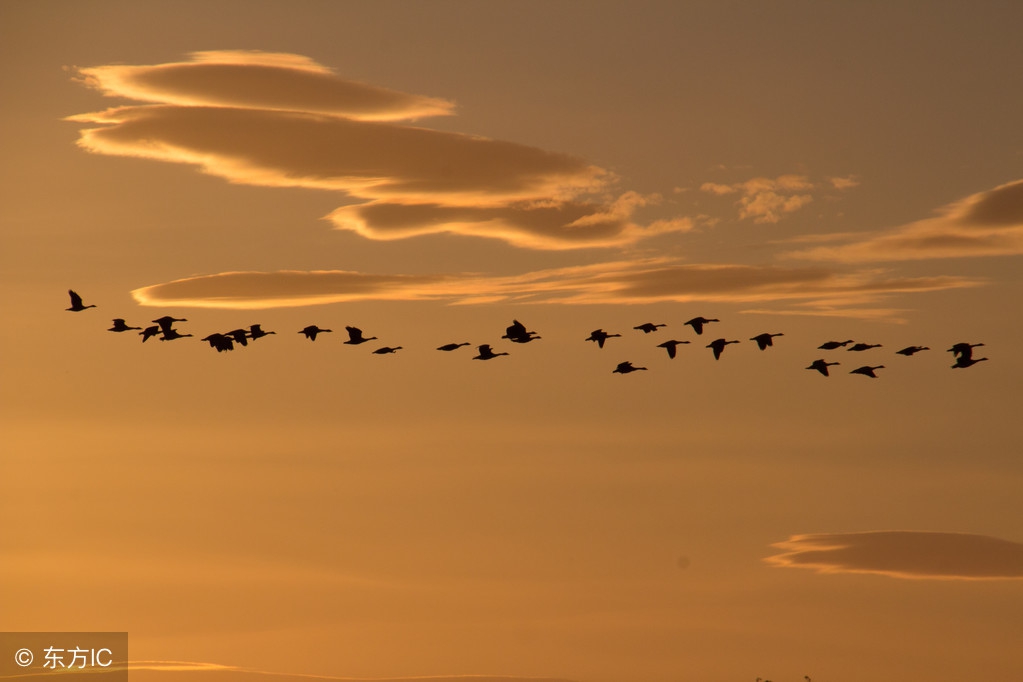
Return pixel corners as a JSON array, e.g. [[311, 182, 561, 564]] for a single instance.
[[2, 2, 1023, 681]]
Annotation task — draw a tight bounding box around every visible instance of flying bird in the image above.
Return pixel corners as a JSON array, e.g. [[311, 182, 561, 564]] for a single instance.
[[202, 333, 234, 352], [818, 340, 853, 350], [373, 346, 402, 354], [847, 343, 882, 352], [343, 326, 378, 345], [159, 328, 193, 341], [586, 329, 621, 348], [248, 324, 276, 340], [806, 359, 839, 376], [952, 355, 988, 369], [66, 290, 96, 312], [706, 338, 739, 360], [502, 319, 540, 343], [299, 325, 331, 341], [473, 344, 508, 360], [437, 342, 471, 351], [152, 316, 187, 335], [948, 342, 984, 361], [225, 329, 249, 347], [850, 365, 885, 378], [684, 316, 719, 335], [139, 325, 161, 343], [750, 332, 784, 350], [634, 322, 666, 334], [108, 319, 141, 332], [895, 345, 929, 356], [657, 339, 690, 359], [612, 361, 647, 374]]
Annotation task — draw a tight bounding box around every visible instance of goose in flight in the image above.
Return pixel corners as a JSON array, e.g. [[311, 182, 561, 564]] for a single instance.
[[634, 322, 666, 334], [139, 325, 161, 343], [343, 325, 378, 345], [612, 361, 648, 374], [248, 324, 275, 340], [225, 329, 249, 347], [473, 344, 508, 360], [108, 318, 141, 332], [66, 290, 96, 312], [373, 346, 402, 354], [895, 345, 929, 356], [750, 332, 784, 350], [586, 329, 621, 348], [299, 325, 331, 341], [952, 355, 988, 369], [818, 340, 853, 350], [657, 339, 690, 359], [948, 342, 984, 361], [847, 343, 882, 352], [806, 359, 839, 376], [202, 333, 234, 352], [502, 319, 540, 343], [706, 338, 739, 360], [684, 316, 719, 335], [850, 365, 885, 378], [159, 328, 193, 341], [437, 342, 471, 351], [152, 316, 187, 336]]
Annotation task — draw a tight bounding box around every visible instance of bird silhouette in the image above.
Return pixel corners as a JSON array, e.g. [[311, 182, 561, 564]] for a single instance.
[[847, 343, 881, 351], [437, 342, 471, 351], [895, 345, 929, 356], [612, 361, 647, 374], [201, 333, 234, 352], [806, 359, 839, 376], [159, 328, 193, 341], [750, 332, 784, 350], [66, 290, 96, 312], [586, 329, 621, 348], [948, 342, 984, 361], [657, 339, 690, 359], [108, 318, 141, 332], [850, 365, 885, 378], [299, 325, 331, 341], [684, 316, 719, 335], [225, 329, 249, 347], [634, 322, 666, 334], [473, 344, 508, 360], [248, 324, 276, 340], [502, 319, 540, 343], [152, 316, 187, 336], [373, 346, 402, 354], [139, 325, 161, 343], [343, 326, 377, 345], [952, 355, 988, 369], [818, 340, 853, 350], [706, 338, 739, 360]]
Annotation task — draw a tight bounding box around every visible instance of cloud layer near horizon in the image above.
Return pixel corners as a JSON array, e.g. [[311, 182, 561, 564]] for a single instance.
[[68, 51, 687, 249], [766, 531, 1023, 580]]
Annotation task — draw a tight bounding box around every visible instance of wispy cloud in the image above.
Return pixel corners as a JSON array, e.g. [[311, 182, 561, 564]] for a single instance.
[[787, 178, 1023, 262], [699, 174, 833, 224], [68, 51, 689, 249], [766, 531, 1023, 580], [131, 260, 983, 310]]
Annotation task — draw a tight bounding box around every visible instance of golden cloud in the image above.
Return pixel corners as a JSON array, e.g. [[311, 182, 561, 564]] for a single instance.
[[699, 174, 830, 224]]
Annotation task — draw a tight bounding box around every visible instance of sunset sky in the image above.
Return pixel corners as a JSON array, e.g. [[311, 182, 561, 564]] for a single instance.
[[2, 2, 1023, 681]]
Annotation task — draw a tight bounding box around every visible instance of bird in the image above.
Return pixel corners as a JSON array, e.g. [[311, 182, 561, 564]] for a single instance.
[[224, 329, 249, 347], [948, 342, 984, 361], [108, 318, 141, 332], [850, 365, 885, 378], [750, 332, 784, 350], [586, 329, 621, 348], [501, 319, 540, 343], [437, 342, 471, 351], [343, 325, 377, 345], [473, 344, 508, 360], [373, 346, 402, 354], [806, 359, 839, 376], [152, 316, 187, 335], [847, 343, 882, 351], [706, 338, 739, 360], [612, 361, 647, 374], [684, 316, 719, 335], [952, 355, 988, 369], [896, 345, 929, 356], [818, 340, 853, 350], [657, 339, 690, 359], [299, 325, 331, 341], [139, 325, 161, 343], [634, 322, 666, 334], [248, 324, 276, 340], [159, 328, 193, 341], [66, 289, 96, 312], [201, 333, 234, 352]]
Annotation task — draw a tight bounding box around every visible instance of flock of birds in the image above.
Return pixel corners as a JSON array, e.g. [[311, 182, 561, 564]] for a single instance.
[[66, 290, 989, 376]]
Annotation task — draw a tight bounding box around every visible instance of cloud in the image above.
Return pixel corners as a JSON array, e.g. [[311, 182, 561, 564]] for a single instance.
[[787, 179, 1023, 262], [766, 531, 1023, 580], [699, 174, 832, 224], [67, 52, 691, 250], [131, 261, 983, 310]]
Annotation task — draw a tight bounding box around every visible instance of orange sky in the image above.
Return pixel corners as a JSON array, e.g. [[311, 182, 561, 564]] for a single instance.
[[2, 2, 1023, 682]]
